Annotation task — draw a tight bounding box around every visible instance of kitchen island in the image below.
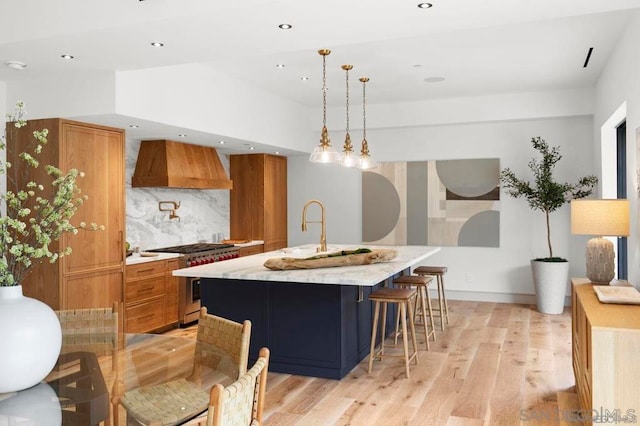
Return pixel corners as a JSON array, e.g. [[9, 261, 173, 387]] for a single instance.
[[173, 244, 440, 379]]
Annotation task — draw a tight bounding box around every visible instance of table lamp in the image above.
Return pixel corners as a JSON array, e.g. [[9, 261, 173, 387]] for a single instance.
[[570, 199, 629, 284]]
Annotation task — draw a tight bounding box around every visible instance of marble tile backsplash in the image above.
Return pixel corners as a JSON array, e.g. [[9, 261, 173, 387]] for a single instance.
[[125, 139, 230, 251]]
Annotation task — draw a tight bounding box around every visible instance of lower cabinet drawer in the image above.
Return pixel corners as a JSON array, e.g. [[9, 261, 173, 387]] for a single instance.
[[126, 297, 165, 333], [126, 276, 165, 302]]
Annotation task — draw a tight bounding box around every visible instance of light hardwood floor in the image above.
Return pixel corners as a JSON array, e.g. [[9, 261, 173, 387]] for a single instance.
[[165, 300, 582, 426]]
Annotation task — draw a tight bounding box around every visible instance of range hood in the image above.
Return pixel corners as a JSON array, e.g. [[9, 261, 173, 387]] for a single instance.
[[132, 140, 233, 189]]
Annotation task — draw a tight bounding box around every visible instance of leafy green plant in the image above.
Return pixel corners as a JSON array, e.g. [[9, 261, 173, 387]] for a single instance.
[[0, 101, 103, 286], [500, 136, 597, 261]]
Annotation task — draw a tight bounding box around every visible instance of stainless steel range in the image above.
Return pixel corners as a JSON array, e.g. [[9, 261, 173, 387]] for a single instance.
[[147, 243, 239, 325]]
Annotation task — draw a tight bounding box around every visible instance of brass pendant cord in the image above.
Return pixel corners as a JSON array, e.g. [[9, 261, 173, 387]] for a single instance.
[[360, 77, 370, 156], [322, 54, 328, 129], [341, 65, 354, 157], [345, 67, 350, 136]]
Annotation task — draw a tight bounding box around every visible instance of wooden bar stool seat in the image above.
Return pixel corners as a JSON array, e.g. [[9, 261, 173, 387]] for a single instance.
[[368, 287, 418, 379], [392, 275, 436, 350], [414, 266, 449, 330]]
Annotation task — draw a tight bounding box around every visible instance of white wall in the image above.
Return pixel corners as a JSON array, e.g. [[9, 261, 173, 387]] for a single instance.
[[115, 64, 312, 151], [289, 115, 595, 303], [5, 71, 116, 119], [594, 10, 640, 286]]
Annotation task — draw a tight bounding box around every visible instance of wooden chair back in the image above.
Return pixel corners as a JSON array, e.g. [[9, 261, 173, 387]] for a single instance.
[[206, 347, 270, 426], [194, 307, 251, 382]]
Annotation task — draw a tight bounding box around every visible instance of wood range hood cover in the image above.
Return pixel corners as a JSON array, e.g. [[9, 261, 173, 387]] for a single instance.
[[132, 140, 233, 189]]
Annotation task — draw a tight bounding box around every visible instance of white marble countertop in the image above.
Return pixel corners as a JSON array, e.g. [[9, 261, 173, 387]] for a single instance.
[[173, 244, 440, 286], [126, 252, 181, 265]]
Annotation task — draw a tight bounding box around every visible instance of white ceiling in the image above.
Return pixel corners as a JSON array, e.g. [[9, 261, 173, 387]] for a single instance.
[[2, 0, 640, 152]]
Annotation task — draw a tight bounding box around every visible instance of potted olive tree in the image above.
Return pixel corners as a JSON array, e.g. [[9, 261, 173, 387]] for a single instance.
[[500, 137, 597, 314]]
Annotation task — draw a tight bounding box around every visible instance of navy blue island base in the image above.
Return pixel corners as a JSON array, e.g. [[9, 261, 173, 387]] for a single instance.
[[200, 273, 404, 380]]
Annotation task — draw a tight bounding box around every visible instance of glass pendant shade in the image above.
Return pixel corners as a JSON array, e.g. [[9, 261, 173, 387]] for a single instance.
[[309, 49, 339, 164], [340, 134, 357, 167]]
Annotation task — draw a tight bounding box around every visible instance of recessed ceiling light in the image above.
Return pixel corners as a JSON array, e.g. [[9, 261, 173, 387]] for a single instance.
[[278, 24, 292, 30], [129, 124, 139, 128], [424, 76, 445, 83], [417, 3, 433, 8], [301, 76, 309, 81], [276, 64, 285, 68], [6, 61, 27, 70], [218, 140, 226, 144], [275, 151, 280, 155], [61, 54, 74, 60], [249, 146, 255, 150], [178, 134, 187, 137], [150, 42, 164, 47]]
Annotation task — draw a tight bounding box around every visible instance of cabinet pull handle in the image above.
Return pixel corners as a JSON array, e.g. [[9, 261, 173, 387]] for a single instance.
[[136, 268, 155, 274]]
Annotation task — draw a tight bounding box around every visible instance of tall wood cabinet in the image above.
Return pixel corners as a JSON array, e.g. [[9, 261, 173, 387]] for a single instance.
[[571, 278, 640, 420], [7, 119, 125, 310], [230, 154, 287, 252]]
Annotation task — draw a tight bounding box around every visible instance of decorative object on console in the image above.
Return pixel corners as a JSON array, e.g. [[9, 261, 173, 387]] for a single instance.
[[357, 77, 376, 170], [339, 64, 357, 167], [570, 199, 629, 284], [309, 49, 340, 164]]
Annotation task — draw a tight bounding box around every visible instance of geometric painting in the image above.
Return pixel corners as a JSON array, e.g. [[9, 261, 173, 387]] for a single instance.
[[362, 159, 500, 247]]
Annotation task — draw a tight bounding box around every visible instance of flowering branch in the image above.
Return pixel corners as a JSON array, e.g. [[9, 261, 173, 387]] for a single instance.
[[1, 101, 104, 286]]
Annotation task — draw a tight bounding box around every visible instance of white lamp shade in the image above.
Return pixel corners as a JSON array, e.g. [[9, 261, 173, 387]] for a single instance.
[[570, 199, 629, 237]]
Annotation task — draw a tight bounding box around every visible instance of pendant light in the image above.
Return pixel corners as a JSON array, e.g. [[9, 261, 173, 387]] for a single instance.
[[309, 49, 340, 163], [339, 64, 357, 167], [358, 77, 376, 170]]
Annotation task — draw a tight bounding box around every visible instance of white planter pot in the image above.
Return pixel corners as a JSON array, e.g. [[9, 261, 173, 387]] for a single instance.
[[530, 260, 569, 314], [0, 285, 62, 393]]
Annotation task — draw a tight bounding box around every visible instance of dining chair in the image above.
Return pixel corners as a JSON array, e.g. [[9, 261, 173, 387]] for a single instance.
[[52, 302, 120, 426], [119, 307, 252, 426], [206, 347, 270, 426]]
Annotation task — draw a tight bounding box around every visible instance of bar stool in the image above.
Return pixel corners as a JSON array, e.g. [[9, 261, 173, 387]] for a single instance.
[[414, 266, 449, 330], [392, 275, 436, 350], [368, 287, 419, 378]]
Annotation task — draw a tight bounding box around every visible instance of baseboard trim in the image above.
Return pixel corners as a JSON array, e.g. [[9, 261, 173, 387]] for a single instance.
[[436, 289, 570, 306]]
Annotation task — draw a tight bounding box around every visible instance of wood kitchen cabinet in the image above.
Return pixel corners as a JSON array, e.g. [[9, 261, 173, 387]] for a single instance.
[[238, 244, 265, 257], [125, 259, 179, 333], [230, 154, 287, 251], [571, 278, 640, 420], [7, 119, 125, 310]]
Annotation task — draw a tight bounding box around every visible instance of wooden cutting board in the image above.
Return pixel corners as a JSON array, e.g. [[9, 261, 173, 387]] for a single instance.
[[264, 249, 398, 271]]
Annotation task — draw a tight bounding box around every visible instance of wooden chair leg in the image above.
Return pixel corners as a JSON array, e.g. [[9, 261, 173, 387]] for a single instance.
[[406, 300, 418, 365], [440, 276, 450, 324], [368, 301, 380, 373], [417, 286, 430, 350], [399, 302, 411, 379]]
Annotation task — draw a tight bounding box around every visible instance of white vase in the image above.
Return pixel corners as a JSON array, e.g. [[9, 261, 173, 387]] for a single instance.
[[0, 382, 62, 425], [0, 285, 62, 393], [530, 259, 569, 314]]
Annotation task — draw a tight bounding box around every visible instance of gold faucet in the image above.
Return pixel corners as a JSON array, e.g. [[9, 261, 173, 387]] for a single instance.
[[301, 199, 327, 252]]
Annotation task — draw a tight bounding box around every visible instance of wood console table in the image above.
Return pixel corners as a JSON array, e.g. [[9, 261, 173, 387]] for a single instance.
[[571, 278, 640, 422]]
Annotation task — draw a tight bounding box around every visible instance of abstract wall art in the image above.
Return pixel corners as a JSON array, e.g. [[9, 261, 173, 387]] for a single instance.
[[362, 158, 500, 247]]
